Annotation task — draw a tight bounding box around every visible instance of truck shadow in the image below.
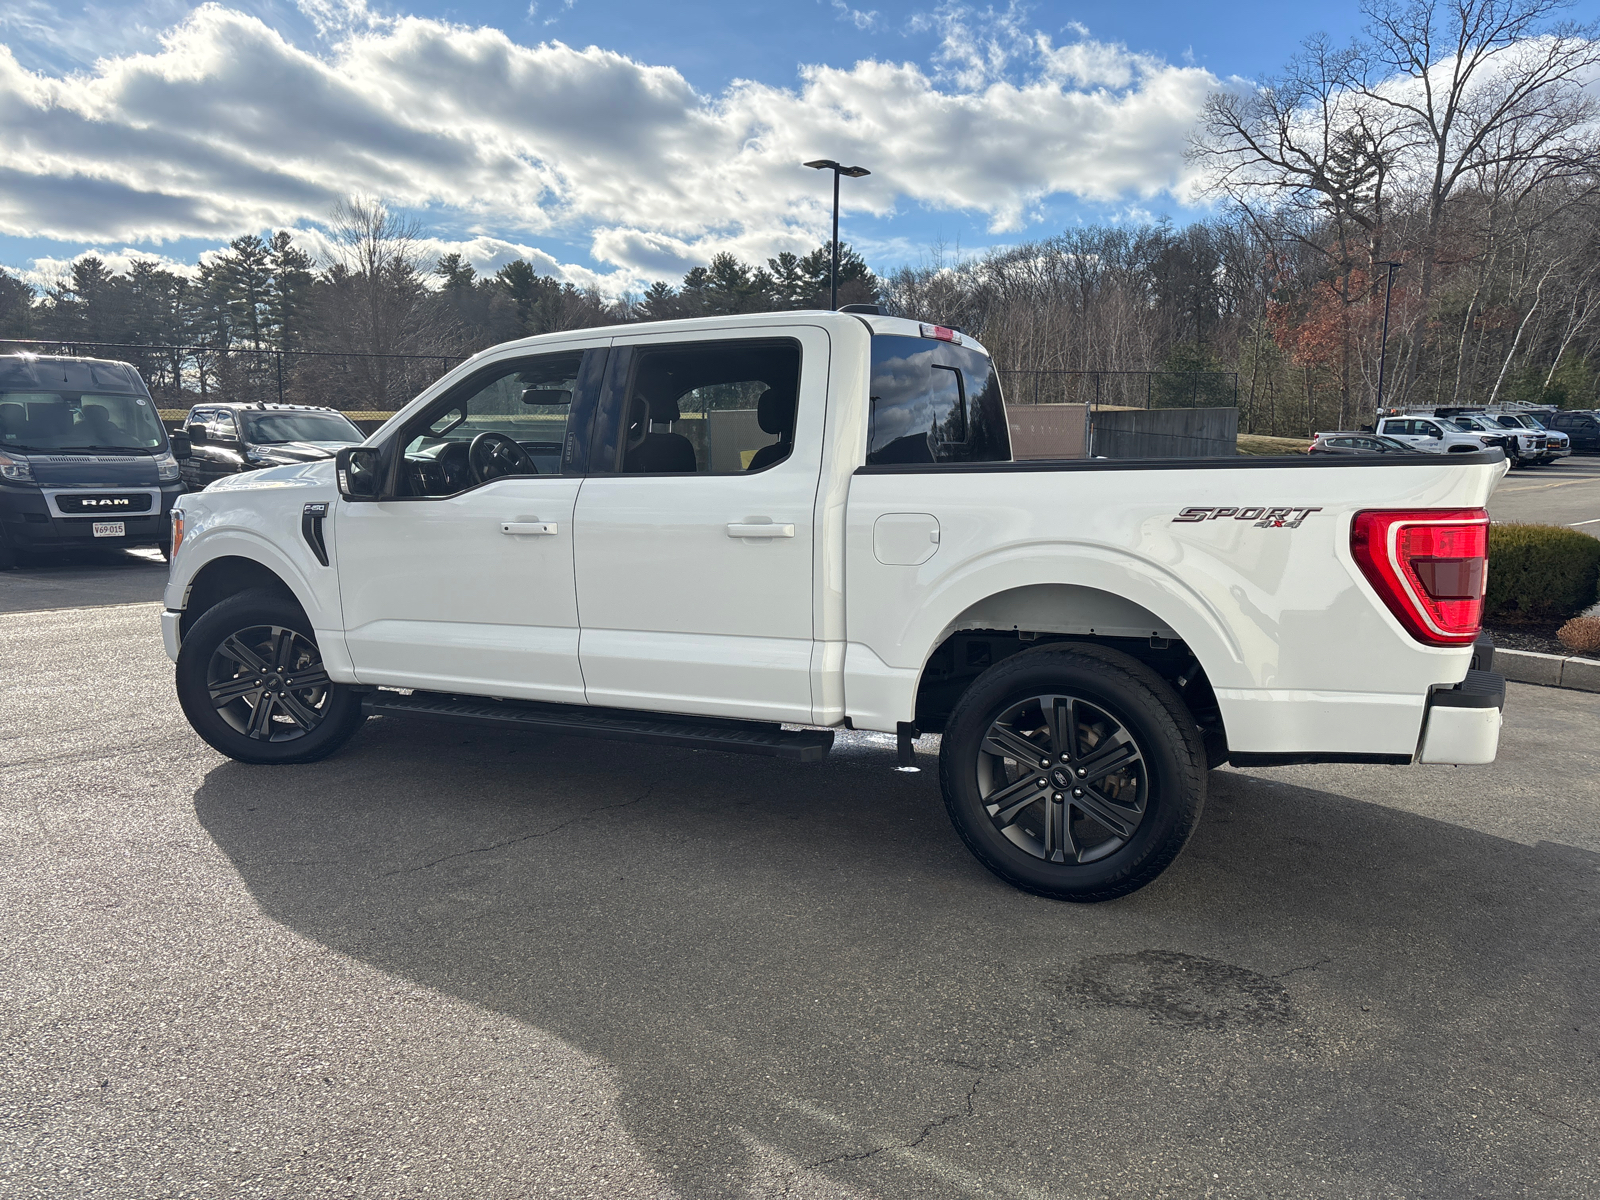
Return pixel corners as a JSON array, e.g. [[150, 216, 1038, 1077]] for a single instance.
[[194, 718, 1600, 1197]]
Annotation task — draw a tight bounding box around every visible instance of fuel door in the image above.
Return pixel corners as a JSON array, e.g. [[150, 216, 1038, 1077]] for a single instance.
[[873, 512, 940, 567]]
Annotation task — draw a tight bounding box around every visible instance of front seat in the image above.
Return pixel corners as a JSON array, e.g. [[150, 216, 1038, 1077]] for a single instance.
[[623, 393, 697, 473], [746, 382, 797, 471]]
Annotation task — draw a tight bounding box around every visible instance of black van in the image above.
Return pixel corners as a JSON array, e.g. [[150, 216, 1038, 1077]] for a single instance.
[[0, 354, 183, 569]]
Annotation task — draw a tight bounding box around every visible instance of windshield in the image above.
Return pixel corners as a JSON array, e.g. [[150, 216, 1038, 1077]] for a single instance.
[[245, 411, 363, 444], [0, 390, 167, 452]]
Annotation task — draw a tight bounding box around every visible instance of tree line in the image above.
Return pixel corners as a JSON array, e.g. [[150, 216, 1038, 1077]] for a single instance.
[[2, 0, 1597, 432], [0, 198, 878, 412]]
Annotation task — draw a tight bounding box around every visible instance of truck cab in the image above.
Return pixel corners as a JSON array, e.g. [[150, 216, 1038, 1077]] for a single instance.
[[0, 354, 183, 568]]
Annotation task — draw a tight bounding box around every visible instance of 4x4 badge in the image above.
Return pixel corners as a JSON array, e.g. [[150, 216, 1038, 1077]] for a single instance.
[[1173, 506, 1322, 529]]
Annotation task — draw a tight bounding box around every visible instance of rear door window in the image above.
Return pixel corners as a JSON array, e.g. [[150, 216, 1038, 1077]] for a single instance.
[[867, 335, 1010, 465]]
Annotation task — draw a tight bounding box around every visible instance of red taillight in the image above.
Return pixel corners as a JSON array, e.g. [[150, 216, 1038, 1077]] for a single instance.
[[919, 323, 960, 344], [1350, 509, 1489, 645]]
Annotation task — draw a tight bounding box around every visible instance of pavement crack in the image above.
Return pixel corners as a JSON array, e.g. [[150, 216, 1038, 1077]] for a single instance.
[[382, 778, 664, 876], [1273, 956, 1333, 980], [783, 1077, 984, 1193], [1533, 1108, 1591, 1138]]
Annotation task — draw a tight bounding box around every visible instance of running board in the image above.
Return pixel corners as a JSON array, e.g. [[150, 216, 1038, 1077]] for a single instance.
[[361, 690, 834, 762]]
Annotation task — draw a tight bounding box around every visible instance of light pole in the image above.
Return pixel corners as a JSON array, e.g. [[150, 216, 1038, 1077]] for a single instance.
[[804, 159, 870, 310], [1374, 260, 1403, 420]]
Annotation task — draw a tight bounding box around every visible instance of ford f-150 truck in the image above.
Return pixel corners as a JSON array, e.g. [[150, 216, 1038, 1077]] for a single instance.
[[162, 311, 1508, 901]]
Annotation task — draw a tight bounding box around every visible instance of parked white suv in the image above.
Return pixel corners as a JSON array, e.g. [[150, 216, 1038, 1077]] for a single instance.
[[161, 311, 1510, 902], [1487, 412, 1567, 462], [1376, 415, 1508, 457]]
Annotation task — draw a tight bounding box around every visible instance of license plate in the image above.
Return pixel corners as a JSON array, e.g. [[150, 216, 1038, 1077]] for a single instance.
[[92, 521, 125, 538]]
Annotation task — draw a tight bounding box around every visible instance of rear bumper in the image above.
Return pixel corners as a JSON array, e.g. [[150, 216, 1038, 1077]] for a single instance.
[[1417, 669, 1505, 764]]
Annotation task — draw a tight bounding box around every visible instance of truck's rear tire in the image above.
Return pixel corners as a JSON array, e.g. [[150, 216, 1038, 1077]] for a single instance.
[[938, 644, 1206, 902], [176, 588, 367, 765]]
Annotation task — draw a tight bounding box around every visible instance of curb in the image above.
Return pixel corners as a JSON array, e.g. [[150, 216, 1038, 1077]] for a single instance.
[[1496, 648, 1600, 693]]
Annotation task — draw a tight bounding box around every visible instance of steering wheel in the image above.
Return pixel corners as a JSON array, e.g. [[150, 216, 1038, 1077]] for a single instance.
[[467, 431, 537, 484]]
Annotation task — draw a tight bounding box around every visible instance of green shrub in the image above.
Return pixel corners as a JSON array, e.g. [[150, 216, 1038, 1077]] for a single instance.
[[1485, 524, 1600, 623]]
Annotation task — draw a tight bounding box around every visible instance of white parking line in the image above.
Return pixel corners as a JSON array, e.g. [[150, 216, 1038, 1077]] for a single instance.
[[1570, 518, 1600, 526]]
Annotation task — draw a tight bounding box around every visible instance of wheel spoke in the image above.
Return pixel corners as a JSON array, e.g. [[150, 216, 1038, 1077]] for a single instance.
[[1045, 697, 1078, 760], [284, 667, 329, 691], [209, 675, 262, 707], [983, 725, 1047, 768], [275, 688, 322, 730], [271, 629, 297, 673], [1043, 797, 1073, 862], [245, 692, 277, 738], [1071, 785, 1140, 840], [988, 773, 1047, 825], [219, 635, 268, 674], [1076, 738, 1141, 784]]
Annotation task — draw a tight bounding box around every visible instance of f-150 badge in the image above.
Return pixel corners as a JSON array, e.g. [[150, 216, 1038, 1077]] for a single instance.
[[1173, 506, 1322, 528]]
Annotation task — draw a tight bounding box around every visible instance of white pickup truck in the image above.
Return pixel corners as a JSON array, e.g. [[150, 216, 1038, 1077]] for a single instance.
[[162, 311, 1508, 901]]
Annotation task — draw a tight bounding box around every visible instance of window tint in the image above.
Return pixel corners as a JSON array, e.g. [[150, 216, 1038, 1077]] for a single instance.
[[245, 412, 363, 444], [614, 339, 801, 474], [867, 335, 1010, 465], [400, 351, 583, 496]]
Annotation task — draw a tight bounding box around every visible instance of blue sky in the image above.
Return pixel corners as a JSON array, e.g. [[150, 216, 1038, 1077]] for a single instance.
[[0, 0, 1592, 292]]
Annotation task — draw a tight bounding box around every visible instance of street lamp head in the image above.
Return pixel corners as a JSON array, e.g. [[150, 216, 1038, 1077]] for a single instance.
[[804, 160, 871, 178]]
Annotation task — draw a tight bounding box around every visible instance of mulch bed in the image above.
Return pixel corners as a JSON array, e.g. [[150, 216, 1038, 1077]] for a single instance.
[[1485, 621, 1600, 661]]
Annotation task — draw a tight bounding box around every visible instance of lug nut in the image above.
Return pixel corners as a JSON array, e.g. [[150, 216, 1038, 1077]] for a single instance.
[[1052, 792, 1063, 802], [1036, 778, 1047, 788], [1072, 788, 1084, 798], [1076, 768, 1087, 777]]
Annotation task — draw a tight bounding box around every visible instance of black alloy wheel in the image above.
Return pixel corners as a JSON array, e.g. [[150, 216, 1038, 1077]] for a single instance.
[[207, 624, 330, 742], [176, 588, 367, 764], [939, 644, 1206, 902], [977, 693, 1148, 865]]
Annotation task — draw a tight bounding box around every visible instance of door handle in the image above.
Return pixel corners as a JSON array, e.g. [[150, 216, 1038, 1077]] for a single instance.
[[727, 522, 795, 539], [501, 521, 558, 536]]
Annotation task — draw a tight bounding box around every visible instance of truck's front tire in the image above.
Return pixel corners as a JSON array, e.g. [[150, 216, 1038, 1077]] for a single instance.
[[938, 644, 1206, 902], [176, 588, 367, 765]]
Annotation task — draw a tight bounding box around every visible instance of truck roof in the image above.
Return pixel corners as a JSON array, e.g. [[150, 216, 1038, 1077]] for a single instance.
[[467, 309, 992, 362], [187, 401, 348, 415]]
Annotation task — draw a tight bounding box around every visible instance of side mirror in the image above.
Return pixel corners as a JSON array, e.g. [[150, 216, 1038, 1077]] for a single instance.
[[169, 429, 192, 460], [336, 446, 383, 500], [186, 424, 208, 445]]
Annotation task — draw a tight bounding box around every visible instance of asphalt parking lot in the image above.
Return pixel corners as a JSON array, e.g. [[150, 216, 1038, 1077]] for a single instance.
[[1487, 454, 1600, 533], [3, 566, 1598, 1198]]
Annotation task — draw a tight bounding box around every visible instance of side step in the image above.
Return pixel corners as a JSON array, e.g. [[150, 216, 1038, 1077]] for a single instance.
[[361, 690, 834, 762]]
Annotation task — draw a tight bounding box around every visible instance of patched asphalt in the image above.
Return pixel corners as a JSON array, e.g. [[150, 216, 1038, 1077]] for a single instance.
[[2, 595, 1597, 1198]]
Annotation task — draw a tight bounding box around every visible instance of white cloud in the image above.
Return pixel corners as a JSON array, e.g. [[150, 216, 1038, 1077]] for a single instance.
[[828, 0, 880, 32], [15, 245, 204, 291], [0, 3, 1221, 288]]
